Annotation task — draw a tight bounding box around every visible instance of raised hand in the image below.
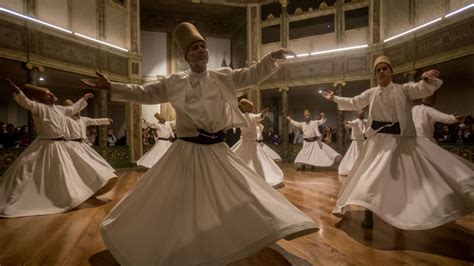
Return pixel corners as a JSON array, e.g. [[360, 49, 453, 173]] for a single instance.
[[5, 79, 21, 94], [271, 48, 297, 60], [108, 118, 114, 124], [286, 116, 291, 120], [320, 90, 334, 101], [320, 112, 326, 117], [454, 115, 464, 122], [421, 70, 440, 82], [83, 93, 94, 100], [81, 70, 111, 90]]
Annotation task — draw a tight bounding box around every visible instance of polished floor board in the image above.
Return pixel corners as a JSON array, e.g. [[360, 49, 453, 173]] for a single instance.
[[0, 164, 472, 265]]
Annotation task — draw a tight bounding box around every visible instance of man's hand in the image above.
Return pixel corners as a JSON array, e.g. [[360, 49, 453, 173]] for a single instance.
[[260, 107, 270, 117], [286, 116, 291, 120], [81, 70, 111, 90], [320, 90, 335, 101], [5, 79, 21, 94], [83, 93, 94, 100], [108, 118, 114, 124], [271, 48, 296, 60], [320, 112, 326, 117], [454, 115, 464, 122], [421, 70, 440, 82]]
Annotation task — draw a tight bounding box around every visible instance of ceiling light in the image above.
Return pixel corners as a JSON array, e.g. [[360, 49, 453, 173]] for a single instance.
[[0, 7, 72, 34], [384, 17, 442, 42]]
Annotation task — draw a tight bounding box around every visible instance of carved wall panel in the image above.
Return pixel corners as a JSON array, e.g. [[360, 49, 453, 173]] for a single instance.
[[415, 17, 474, 60], [345, 56, 369, 73], [0, 20, 27, 52], [384, 43, 409, 66], [39, 33, 100, 68]]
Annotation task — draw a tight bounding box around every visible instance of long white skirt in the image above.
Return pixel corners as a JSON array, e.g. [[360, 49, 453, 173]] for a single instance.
[[137, 140, 172, 168], [0, 139, 116, 218], [101, 139, 317, 266], [261, 143, 282, 162], [294, 140, 341, 167], [232, 139, 284, 186], [338, 140, 365, 175], [333, 134, 474, 230], [67, 141, 116, 173]]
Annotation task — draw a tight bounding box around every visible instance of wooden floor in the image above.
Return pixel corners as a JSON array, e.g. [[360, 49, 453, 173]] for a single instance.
[[1, 164, 473, 265]]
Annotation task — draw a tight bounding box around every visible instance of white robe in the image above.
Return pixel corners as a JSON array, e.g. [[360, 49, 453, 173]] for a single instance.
[[64, 116, 116, 173], [338, 118, 366, 175], [137, 120, 175, 168], [290, 118, 341, 167], [101, 54, 318, 266], [412, 104, 473, 170], [231, 113, 284, 186], [0, 92, 114, 218], [332, 80, 473, 230]]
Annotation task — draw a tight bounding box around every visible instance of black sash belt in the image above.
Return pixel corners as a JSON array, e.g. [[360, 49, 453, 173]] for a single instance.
[[45, 137, 65, 141], [304, 137, 319, 142], [371, 121, 401, 134], [69, 138, 83, 142], [158, 138, 170, 141], [257, 140, 263, 143], [178, 129, 225, 145]]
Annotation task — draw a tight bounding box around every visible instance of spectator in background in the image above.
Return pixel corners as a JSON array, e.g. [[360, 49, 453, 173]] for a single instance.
[[2, 123, 19, 148], [438, 125, 453, 143], [107, 128, 118, 146], [0, 122, 6, 134], [293, 128, 304, 144], [87, 126, 98, 146], [18, 125, 30, 147]]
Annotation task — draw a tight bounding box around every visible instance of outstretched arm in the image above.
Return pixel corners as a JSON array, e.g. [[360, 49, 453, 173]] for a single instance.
[[402, 70, 443, 100], [232, 49, 295, 90], [287, 116, 302, 129], [321, 89, 372, 111], [62, 93, 93, 116], [82, 117, 113, 126], [6, 79, 41, 114], [82, 70, 168, 104], [426, 106, 460, 124]]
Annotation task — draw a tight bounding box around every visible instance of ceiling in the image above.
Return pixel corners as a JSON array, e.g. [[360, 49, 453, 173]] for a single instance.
[[140, 0, 253, 35]]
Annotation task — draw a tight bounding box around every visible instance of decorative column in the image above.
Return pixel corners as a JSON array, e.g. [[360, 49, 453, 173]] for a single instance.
[[25, 64, 43, 140], [279, 86, 290, 161], [246, 5, 261, 66], [98, 90, 108, 157], [333, 81, 346, 153], [369, 0, 381, 44], [279, 0, 290, 162], [129, 0, 142, 161], [96, 0, 108, 157], [335, 0, 345, 46]]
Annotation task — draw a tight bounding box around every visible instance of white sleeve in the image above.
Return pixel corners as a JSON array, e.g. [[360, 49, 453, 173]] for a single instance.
[[82, 117, 111, 126], [12, 91, 41, 114], [427, 106, 459, 124], [231, 54, 280, 90], [111, 79, 168, 104], [289, 119, 302, 129], [57, 97, 88, 116], [401, 79, 443, 100], [333, 89, 373, 111]]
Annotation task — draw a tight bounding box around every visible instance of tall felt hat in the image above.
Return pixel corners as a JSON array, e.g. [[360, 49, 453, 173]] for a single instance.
[[373, 55, 393, 73], [63, 99, 73, 106], [154, 112, 165, 121], [173, 22, 206, 57], [24, 83, 50, 99], [239, 98, 254, 112]]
